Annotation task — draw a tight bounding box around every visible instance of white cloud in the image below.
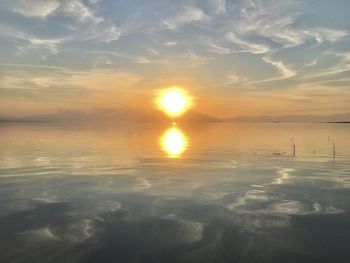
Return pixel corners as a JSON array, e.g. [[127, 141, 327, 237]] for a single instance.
[[60, 0, 103, 25], [133, 57, 153, 64], [0, 24, 65, 60], [305, 28, 348, 44], [56, 0, 121, 43], [234, 0, 348, 51], [300, 52, 350, 80], [303, 58, 318, 68], [247, 56, 297, 84], [163, 7, 206, 29], [28, 38, 61, 55], [226, 32, 270, 54], [235, 0, 305, 47], [0, 0, 121, 59], [164, 42, 177, 46], [7, 0, 60, 18], [262, 57, 296, 79], [225, 74, 243, 85], [208, 43, 231, 54]]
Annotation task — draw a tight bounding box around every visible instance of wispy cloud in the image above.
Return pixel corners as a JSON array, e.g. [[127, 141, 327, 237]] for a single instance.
[[162, 6, 207, 30], [208, 43, 231, 54], [226, 32, 270, 54], [0, 0, 120, 60], [133, 57, 153, 64], [3, 0, 60, 18], [261, 56, 296, 80]]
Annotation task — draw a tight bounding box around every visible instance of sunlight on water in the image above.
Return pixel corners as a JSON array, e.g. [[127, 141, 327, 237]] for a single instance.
[[160, 125, 188, 158]]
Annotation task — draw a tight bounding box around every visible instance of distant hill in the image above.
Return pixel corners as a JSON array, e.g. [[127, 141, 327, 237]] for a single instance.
[[178, 110, 221, 123], [225, 113, 350, 123], [0, 109, 220, 123], [1, 110, 350, 123]]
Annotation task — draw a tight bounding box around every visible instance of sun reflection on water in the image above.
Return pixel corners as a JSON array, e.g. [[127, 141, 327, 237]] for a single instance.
[[160, 125, 188, 158]]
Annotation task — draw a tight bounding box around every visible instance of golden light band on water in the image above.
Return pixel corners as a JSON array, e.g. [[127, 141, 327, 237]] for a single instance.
[[155, 87, 192, 117], [161, 126, 188, 158]]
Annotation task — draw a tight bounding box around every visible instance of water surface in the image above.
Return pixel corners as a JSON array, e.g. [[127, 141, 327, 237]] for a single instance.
[[1, 122, 350, 263]]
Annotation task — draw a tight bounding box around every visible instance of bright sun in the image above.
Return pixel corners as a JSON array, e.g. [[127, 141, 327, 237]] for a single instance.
[[157, 87, 191, 117]]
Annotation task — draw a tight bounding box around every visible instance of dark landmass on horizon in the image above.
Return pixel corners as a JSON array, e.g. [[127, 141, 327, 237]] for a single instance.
[[0, 109, 220, 123], [327, 121, 350, 123], [225, 113, 350, 123], [1, 110, 350, 123]]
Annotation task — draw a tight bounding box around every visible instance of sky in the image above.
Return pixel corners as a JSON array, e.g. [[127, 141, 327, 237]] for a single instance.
[[0, 0, 350, 118]]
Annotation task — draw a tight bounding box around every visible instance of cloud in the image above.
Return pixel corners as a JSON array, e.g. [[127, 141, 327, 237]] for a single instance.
[[18, 37, 64, 60], [227, 1, 348, 55], [0, 67, 89, 98], [300, 51, 350, 81], [133, 56, 153, 64], [0, 64, 140, 102], [308, 28, 348, 44], [0, 0, 121, 60], [224, 73, 249, 87], [162, 6, 207, 29], [164, 42, 177, 46], [226, 32, 270, 54], [4, 0, 60, 18], [261, 56, 296, 79], [55, 0, 121, 43], [303, 58, 318, 68], [60, 0, 103, 24], [234, 0, 304, 47], [3, 0, 105, 24], [208, 43, 231, 54]]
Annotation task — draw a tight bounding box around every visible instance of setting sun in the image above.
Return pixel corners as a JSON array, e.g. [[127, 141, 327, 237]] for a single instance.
[[156, 87, 191, 117]]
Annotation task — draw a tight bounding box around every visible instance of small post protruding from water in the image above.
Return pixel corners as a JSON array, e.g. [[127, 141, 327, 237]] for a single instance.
[[291, 138, 296, 157], [329, 137, 336, 159], [293, 142, 296, 157]]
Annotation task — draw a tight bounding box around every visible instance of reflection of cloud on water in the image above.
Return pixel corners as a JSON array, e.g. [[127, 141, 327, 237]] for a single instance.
[[34, 156, 56, 165], [266, 200, 344, 216], [134, 177, 152, 191], [270, 168, 294, 185], [96, 200, 121, 213], [21, 219, 94, 243], [225, 190, 272, 210], [267, 200, 314, 215], [50, 219, 95, 242], [21, 227, 60, 241]]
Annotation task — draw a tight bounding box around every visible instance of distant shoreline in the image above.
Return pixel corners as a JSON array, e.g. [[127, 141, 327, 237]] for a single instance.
[[0, 120, 52, 123], [327, 121, 350, 124], [1, 120, 350, 124]]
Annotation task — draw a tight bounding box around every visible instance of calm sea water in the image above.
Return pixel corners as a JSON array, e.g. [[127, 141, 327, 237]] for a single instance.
[[0, 122, 350, 263]]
